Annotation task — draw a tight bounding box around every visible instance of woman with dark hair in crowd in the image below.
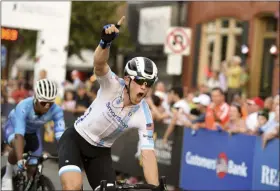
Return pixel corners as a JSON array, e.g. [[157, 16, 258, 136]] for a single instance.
[[225, 103, 247, 135], [146, 94, 170, 122]]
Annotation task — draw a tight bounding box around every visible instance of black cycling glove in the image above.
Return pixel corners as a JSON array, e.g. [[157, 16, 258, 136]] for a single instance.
[[99, 24, 120, 49]]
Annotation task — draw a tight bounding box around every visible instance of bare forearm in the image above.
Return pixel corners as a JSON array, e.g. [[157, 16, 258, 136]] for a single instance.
[[14, 134, 24, 161], [163, 123, 175, 140], [265, 131, 278, 140], [150, 105, 168, 120], [163, 116, 177, 140], [94, 46, 110, 68], [142, 150, 159, 185]]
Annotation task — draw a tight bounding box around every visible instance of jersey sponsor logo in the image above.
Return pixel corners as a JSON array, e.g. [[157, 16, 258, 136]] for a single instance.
[[106, 102, 128, 128], [185, 151, 248, 178], [142, 134, 153, 140]]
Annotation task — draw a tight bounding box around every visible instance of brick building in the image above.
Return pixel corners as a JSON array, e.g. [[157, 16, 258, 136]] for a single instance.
[[183, 2, 279, 98]]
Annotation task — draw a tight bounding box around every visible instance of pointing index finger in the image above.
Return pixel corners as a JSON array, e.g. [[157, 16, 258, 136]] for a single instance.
[[117, 16, 125, 26]]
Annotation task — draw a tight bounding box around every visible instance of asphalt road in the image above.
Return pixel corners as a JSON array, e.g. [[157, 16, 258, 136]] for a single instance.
[[1, 156, 92, 190]]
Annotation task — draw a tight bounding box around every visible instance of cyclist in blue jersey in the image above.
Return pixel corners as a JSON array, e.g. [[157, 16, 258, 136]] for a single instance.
[[1, 79, 65, 190], [58, 16, 161, 190]]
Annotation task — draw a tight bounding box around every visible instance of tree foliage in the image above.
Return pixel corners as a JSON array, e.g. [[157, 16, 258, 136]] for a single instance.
[[66, 1, 133, 58]]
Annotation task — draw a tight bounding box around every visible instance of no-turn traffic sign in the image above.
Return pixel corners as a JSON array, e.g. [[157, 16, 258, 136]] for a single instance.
[[164, 27, 192, 55]]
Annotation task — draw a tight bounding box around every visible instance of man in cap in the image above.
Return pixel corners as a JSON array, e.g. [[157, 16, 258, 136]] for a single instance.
[[246, 97, 264, 132]]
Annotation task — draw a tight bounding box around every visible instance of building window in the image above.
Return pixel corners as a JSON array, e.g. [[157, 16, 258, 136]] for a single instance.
[[258, 16, 277, 98], [198, 18, 243, 84]]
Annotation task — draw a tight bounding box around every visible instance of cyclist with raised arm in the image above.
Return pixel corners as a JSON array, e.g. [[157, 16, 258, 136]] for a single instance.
[[58, 16, 161, 190], [1, 79, 65, 190]]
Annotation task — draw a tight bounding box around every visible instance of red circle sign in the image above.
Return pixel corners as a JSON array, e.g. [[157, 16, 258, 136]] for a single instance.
[[166, 28, 190, 54]]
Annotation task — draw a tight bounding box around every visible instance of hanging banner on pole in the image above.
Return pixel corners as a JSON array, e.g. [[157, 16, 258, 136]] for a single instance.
[[164, 27, 191, 56]]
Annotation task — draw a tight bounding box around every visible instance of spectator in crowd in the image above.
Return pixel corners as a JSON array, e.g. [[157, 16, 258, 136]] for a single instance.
[[232, 93, 248, 119], [185, 91, 196, 110], [205, 87, 230, 130], [198, 83, 209, 96], [89, 80, 101, 101], [267, 95, 279, 120], [207, 70, 220, 91], [169, 87, 190, 124], [246, 97, 264, 132], [1, 80, 8, 104], [263, 96, 274, 120], [155, 81, 166, 93], [154, 81, 169, 114], [240, 65, 249, 99], [262, 126, 279, 148], [183, 94, 211, 130], [146, 94, 170, 122], [74, 84, 91, 117], [11, 82, 29, 104], [257, 105, 279, 137], [163, 87, 190, 143], [262, 105, 279, 148], [61, 90, 76, 112], [225, 103, 247, 135], [71, 70, 83, 90], [219, 61, 228, 93], [226, 56, 242, 102], [85, 75, 100, 102], [254, 109, 270, 134], [39, 69, 48, 79], [6, 79, 18, 104]]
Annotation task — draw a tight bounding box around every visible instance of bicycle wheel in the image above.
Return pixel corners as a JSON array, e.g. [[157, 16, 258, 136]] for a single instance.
[[37, 175, 55, 191]]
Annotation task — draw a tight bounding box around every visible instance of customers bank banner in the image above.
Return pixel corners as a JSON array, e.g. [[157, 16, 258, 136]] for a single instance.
[[252, 137, 279, 190], [180, 128, 256, 190]]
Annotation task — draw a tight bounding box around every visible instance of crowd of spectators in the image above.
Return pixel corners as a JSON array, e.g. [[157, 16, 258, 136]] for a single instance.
[[1, 55, 279, 150], [1, 56, 279, 187], [1, 69, 99, 118], [144, 56, 279, 149]]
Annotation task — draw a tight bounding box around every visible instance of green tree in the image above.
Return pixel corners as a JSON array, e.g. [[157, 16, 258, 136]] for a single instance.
[[67, 1, 133, 58]]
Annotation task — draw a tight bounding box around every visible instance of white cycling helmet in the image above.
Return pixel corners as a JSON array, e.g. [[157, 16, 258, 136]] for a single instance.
[[35, 79, 58, 102], [124, 57, 158, 81]]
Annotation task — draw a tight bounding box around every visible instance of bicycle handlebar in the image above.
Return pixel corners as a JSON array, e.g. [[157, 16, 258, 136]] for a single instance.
[[22, 152, 58, 161], [97, 176, 167, 191]]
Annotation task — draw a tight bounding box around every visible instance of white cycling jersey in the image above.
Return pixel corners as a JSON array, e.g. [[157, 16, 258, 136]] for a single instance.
[[74, 69, 154, 150]]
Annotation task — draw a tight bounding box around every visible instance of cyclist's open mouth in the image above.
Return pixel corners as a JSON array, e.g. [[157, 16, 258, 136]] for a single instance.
[[137, 92, 144, 98]]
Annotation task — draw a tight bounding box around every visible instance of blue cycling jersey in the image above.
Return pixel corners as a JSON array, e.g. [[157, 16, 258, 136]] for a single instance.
[[7, 97, 65, 141]]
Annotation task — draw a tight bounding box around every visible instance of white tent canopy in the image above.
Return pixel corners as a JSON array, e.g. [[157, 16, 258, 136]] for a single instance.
[[67, 49, 94, 69]]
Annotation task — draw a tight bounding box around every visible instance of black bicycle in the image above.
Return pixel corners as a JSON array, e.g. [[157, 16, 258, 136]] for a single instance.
[[94, 176, 167, 191], [1, 152, 57, 191]]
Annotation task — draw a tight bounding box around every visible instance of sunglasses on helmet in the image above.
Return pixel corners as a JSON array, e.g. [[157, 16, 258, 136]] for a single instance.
[[130, 76, 155, 88]]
